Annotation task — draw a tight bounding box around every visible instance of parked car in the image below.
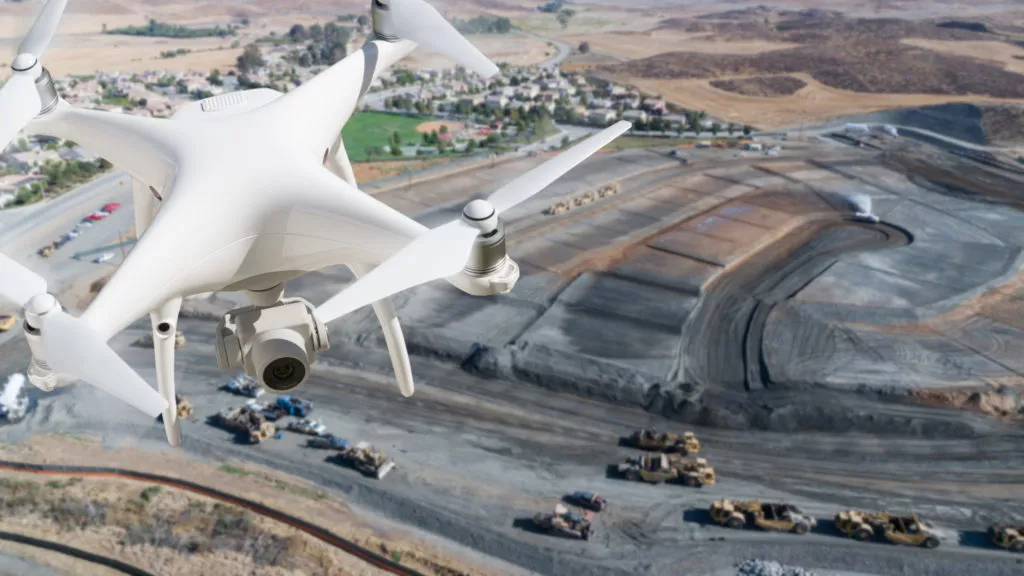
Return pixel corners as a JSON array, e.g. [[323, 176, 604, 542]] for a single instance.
[[276, 395, 313, 417], [65, 230, 80, 239], [93, 252, 114, 264], [223, 374, 264, 398], [564, 491, 607, 512], [76, 220, 92, 228], [286, 418, 327, 436], [102, 202, 121, 212], [84, 212, 107, 222]]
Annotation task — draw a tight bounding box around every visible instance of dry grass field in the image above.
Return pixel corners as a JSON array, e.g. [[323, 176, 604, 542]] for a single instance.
[[902, 38, 1024, 75], [559, 30, 799, 59], [0, 433, 499, 576], [619, 72, 1024, 129]]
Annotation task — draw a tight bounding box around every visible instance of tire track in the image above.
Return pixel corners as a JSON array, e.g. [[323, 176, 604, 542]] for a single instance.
[[0, 530, 155, 576]]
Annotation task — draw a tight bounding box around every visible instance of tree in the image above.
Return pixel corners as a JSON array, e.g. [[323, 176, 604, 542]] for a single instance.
[[711, 122, 721, 136], [439, 125, 449, 134], [298, 52, 312, 68], [288, 22, 307, 39], [137, 98, 148, 108], [465, 139, 477, 154], [207, 69, 222, 86], [556, 9, 575, 29], [561, 135, 570, 148], [743, 124, 753, 136], [727, 123, 736, 135], [578, 41, 590, 54], [236, 44, 265, 74]]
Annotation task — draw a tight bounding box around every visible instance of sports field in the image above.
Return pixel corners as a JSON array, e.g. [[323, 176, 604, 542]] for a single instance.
[[341, 112, 431, 161]]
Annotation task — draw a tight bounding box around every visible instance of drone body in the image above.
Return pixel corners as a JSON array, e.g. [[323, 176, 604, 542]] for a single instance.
[[0, 0, 630, 447]]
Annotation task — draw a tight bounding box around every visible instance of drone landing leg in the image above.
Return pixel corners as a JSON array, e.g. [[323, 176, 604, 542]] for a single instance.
[[150, 297, 183, 446], [349, 263, 414, 397]]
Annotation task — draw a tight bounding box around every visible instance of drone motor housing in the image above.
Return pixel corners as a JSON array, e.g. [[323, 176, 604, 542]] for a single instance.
[[216, 297, 330, 392]]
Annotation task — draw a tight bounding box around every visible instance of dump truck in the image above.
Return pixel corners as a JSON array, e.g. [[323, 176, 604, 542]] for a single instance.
[[618, 453, 716, 487], [134, 331, 186, 349], [625, 428, 700, 454], [834, 510, 940, 548], [988, 524, 1024, 552], [710, 500, 816, 534], [214, 405, 276, 444], [330, 441, 395, 479], [533, 503, 592, 540]]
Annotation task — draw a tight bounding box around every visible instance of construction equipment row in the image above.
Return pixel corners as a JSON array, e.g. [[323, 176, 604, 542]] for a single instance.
[[544, 183, 620, 215]]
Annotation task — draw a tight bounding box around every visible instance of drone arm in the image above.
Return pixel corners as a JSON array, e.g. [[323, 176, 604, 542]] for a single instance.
[[326, 137, 357, 188], [29, 101, 180, 190], [150, 297, 183, 446], [349, 263, 414, 397]]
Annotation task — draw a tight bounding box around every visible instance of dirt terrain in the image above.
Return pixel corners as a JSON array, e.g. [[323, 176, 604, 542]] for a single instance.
[[589, 7, 1024, 128], [709, 76, 807, 97], [0, 435, 508, 576]]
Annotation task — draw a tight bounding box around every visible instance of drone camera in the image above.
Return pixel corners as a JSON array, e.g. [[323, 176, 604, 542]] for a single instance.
[[216, 297, 329, 392]]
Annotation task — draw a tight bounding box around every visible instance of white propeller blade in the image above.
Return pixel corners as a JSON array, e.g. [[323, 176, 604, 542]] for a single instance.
[[0, 250, 47, 307], [44, 311, 168, 417], [18, 0, 68, 58], [316, 122, 632, 324], [390, 0, 499, 78], [488, 121, 632, 213], [318, 219, 480, 323], [0, 74, 42, 153]]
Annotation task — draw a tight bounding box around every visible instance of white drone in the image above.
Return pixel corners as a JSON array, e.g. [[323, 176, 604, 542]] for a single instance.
[[0, 0, 629, 446]]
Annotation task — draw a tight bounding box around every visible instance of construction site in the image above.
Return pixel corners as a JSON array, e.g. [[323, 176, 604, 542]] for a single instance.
[[2, 126, 1024, 575]]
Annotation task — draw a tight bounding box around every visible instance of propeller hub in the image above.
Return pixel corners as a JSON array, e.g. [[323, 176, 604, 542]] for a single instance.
[[462, 199, 498, 233], [25, 293, 58, 316], [11, 54, 38, 73]]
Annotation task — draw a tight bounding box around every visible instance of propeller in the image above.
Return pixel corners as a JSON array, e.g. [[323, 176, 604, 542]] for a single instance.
[[381, 0, 499, 78], [1, 0, 67, 152], [0, 252, 168, 417], [317, 121, 631, 324]]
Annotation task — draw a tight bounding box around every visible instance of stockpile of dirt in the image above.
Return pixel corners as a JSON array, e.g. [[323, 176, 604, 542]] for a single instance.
[[601, 42, 1024, 98], [910, 386, 1023, 418], [709, 75, 807, 97]]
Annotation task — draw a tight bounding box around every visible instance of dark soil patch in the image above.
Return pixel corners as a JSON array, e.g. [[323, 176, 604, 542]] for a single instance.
[[710, 75, 807, 97]]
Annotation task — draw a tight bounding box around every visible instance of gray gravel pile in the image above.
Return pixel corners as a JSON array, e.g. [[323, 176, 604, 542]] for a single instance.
[[736, 558, 817, 576]]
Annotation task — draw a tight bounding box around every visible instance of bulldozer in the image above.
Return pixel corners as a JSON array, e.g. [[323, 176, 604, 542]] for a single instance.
[[834, 510, 940, 548], [709, 500, 816, 534], [626, 428, 700, 454], [618, 453, 716, 487], [989, 523, 1024, 553], [215, 405, 276, 444]]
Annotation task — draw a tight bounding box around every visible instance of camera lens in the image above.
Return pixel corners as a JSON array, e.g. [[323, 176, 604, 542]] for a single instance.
[[262, 357, 306, 391]]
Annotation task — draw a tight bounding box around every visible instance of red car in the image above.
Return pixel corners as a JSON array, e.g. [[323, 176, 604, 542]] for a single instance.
[[102, 202, 121, 212], [84, 213, 107, 222]]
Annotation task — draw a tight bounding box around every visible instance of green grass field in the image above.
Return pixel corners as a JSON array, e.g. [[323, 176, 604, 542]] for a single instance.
[[342, 112, 431, 161]]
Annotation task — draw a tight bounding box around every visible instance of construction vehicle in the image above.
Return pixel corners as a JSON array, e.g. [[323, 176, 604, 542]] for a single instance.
[[244, 399, 285, 421], [565, 490, 606, 512], [134, 331, 186, 349], [988, 524, 1024, 552], [213, 405, 276, 444], [625, 428, 700, 454], [0, 314, 16, 332], [276, 395, 313, 417], [307, 434, 350, 450], [224, 374, 264, 398], [330, 441, 395, 479], [709, 500, 816, 534], [834, 510, 940, 548], [287, 418, 326, 436], [618, 453, 716, 487], [158, 394, 194, 422], [533, 504, 592, 540], [544, 183, 620, 215]]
